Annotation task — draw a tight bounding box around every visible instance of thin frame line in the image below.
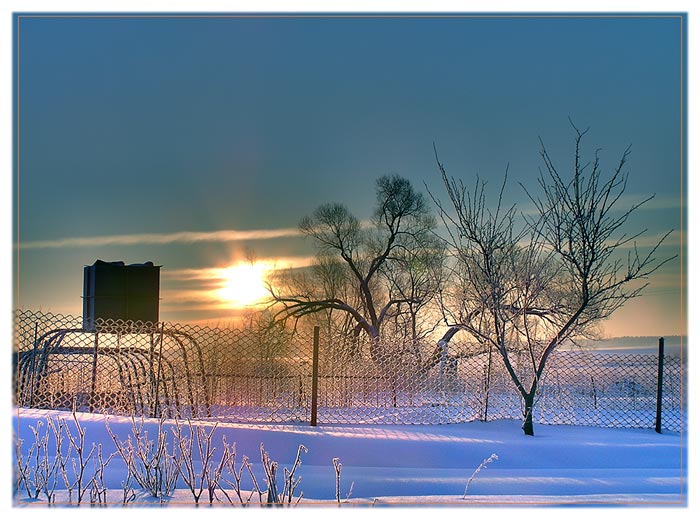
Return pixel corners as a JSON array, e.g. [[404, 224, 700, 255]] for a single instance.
[[13, 12, 688, 506], [678, 14, 685, 504], [16, 15, 21, 312], [16, 14, 685, 19]]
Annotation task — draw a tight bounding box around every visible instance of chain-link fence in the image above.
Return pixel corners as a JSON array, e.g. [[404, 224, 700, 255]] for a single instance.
[[13, 309, 685, 432]]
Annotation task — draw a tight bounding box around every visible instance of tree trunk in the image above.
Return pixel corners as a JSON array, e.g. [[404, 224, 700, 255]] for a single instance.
[[522, 392, 535, 436], [364, 326, 381, 362], [421, 326, 460, 374]]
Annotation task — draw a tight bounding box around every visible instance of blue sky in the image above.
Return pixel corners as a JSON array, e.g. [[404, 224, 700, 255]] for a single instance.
[[11, 12, 686, 337]]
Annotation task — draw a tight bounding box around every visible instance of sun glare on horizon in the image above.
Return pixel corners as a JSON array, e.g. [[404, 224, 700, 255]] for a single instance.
[[217, 262, 271, 308]]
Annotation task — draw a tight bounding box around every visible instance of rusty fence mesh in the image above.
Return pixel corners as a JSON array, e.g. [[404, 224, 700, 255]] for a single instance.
[[13, 309, 685, 432]]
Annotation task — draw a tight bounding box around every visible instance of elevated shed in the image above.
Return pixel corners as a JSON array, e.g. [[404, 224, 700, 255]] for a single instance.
[[82, 260, 161, 331]]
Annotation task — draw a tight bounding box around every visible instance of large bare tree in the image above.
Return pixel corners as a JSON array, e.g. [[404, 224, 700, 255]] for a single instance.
[[379, 230, 446, 343], [432, 123, 674, 435], [275, 252, 362, 339], [269, 174, 443, 359]]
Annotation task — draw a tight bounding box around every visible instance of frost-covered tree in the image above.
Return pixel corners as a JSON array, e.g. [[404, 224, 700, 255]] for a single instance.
[[269, 174, 443, 359], [273, 252, 363, 339], [432, 123, 674, 435], [379, 230, 446, 343]]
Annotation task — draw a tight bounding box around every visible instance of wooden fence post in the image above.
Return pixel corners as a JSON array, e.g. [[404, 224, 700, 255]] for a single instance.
[[310, 326, 320, 426], [655, 337, 665, 433]]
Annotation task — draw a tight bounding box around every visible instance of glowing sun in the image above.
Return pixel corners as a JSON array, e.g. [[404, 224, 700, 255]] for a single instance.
[[217, 262, 271, 308]]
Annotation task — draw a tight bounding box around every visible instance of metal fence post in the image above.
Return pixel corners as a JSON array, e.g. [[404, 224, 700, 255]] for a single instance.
[[27, 322, 40, 408], [655, 337, 665, 433], [484, 344, 493, 422], [310, 326, 320, 426], [90, 332, 99, 413]]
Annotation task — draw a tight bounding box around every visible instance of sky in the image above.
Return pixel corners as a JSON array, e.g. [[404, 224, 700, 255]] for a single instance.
[[8, 7, 688, 338]]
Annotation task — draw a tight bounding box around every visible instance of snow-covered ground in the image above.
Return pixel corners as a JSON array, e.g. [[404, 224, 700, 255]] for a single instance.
[[8, 406, 687, 510]]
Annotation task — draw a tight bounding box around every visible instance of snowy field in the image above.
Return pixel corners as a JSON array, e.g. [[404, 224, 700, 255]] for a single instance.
[[8, 406, 688, 511]]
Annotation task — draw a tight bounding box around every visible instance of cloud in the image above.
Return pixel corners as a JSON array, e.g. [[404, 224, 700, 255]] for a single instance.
[[517, 194, 683, 217], [17, 228, 303, 249], [159, 255, 317, 313], [162, 256, 316, 281], [614, 194, 684, 211], [604, 230, 683, 249]]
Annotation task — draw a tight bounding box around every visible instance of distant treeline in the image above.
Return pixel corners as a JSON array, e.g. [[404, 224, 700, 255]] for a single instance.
[[587, 336, 687, 348]]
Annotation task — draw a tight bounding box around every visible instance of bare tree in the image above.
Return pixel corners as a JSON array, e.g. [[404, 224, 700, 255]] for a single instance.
[[274, 253, 363, 339], [432, 123, 674, 435], [269, 174, 441, 360], [379, 230, 446, 343]]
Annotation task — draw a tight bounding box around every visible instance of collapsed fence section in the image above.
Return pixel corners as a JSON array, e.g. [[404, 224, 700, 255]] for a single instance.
[[13, 309, 684, 432]]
